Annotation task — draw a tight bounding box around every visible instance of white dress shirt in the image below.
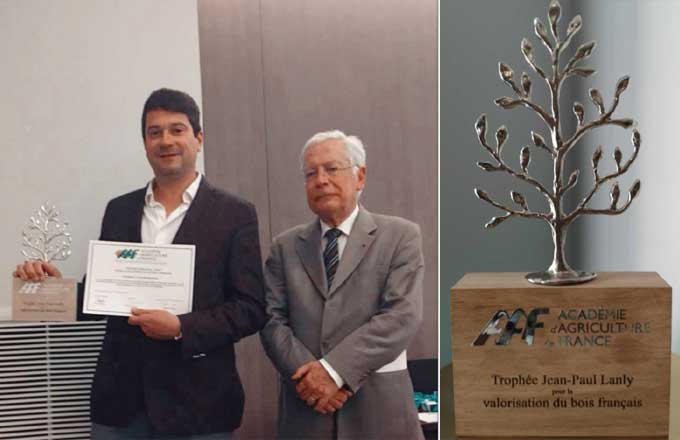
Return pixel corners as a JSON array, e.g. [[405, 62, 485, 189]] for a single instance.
[[141, 173, 202, 245]]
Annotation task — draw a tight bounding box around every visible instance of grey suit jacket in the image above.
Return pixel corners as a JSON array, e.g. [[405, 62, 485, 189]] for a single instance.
[[260, 207, 425, 439]]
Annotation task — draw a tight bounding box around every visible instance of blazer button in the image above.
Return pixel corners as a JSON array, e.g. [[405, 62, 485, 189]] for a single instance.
[[322, 341, 329, 351]]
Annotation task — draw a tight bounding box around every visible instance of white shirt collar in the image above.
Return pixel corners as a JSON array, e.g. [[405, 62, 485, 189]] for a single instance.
[[145, 173, 202, 207], [320, 204, 360, 238]]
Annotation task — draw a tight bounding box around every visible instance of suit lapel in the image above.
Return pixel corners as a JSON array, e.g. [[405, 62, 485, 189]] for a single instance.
[[328, 207, 377, 296], [295, 220, 328, 298], [172, 178, 213, 245]]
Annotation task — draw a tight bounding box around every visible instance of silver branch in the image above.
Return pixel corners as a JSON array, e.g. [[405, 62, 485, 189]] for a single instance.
[[21, 203, 72, 262], [473, 0, 641, 285]]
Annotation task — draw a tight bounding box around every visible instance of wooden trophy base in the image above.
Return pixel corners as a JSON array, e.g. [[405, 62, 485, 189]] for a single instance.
[[12, 277, 77, 321], [450, 272, 671, 438]]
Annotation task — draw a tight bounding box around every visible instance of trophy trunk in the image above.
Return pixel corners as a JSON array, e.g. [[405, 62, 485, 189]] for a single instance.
[[526, 221, 596, 285]]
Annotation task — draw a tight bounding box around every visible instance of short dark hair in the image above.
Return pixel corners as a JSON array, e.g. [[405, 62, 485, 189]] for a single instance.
[[141, 88, 202, 138]]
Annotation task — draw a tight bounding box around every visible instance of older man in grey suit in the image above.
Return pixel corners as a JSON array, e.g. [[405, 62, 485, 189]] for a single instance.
[[260, 130, 425, 439]]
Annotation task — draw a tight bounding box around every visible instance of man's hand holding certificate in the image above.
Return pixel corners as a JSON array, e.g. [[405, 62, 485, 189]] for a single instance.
[[128, 307, 182, 340], [83, 240, 195, 317]]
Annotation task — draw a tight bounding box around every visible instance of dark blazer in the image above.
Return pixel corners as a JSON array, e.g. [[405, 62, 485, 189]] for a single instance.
[[83, 178, 266, 435]]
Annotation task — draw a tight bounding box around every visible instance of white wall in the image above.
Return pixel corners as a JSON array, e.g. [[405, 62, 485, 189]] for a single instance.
[[0, 0, 203, 319], [574, 0, 680, 353]]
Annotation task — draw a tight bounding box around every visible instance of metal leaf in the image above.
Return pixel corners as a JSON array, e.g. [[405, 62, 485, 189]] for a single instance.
[[534, 18, 552, 50], [566, 15, 582, 39], [499, 62, 514, 82], [574, 41, 597, 61], [494, 97, 522, 109], [571, 67, 596, 77], [610, 182, 620, 209], [485, 215, 511, 229], [474, 188, 491, 203], [589, 88, 605, 114], [531, 131, 547, 149], [521, 39, 545, 78], [511, 191, 528, 210], [495, 126, 508, 150], [566, 169, 580, 188], [520, 146, 531, 173], [615, 76, 630, 97], [521, 38, 534, 61], [614, 147, 622, 171], [592, 146, 603, 170], [521, 72, 531, 96], [632, 129, 641, 148], [548, 0, 561, 39], [475, 113, 487, 143], [610, 119, 635, 129], [573, 102, 584, 125], [630, 180, 641, 199], [477, 162, 500, 172]]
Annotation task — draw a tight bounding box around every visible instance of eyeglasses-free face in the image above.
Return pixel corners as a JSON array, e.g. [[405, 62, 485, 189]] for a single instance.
[[144, 109, 202, 181]]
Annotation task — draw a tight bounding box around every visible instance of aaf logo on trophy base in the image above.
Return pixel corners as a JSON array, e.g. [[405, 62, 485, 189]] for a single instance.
[[472, 308, 549, 346], [18, 282, 42, 294]]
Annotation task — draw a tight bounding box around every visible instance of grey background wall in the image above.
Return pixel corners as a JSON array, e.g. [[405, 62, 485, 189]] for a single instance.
[[197, 0, 438, 438], [0, 0, 204, 318], [572, 0, 680, 354]]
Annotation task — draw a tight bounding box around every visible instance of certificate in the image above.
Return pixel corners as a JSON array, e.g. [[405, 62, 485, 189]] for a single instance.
[[83, 240, 195, 317]]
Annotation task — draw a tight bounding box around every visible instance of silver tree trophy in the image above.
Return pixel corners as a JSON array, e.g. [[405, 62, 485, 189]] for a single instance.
[[474, 0, 641, 285], [22, 203, 72, 263]]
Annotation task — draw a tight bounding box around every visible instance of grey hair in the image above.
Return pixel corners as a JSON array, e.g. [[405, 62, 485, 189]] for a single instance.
[[300, 130, 367, 173]]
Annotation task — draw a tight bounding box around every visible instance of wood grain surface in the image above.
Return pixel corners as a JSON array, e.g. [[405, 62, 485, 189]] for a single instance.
[[449, 272, 671, 438], [441, 355, 680, 440]]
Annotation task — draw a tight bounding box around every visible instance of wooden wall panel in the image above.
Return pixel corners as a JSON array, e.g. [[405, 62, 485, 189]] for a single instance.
[[198, 0, 271, 244], [197, 2, 277, 439]]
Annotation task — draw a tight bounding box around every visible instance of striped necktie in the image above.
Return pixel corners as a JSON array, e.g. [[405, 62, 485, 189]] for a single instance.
[[323, 228, 342, 289]]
